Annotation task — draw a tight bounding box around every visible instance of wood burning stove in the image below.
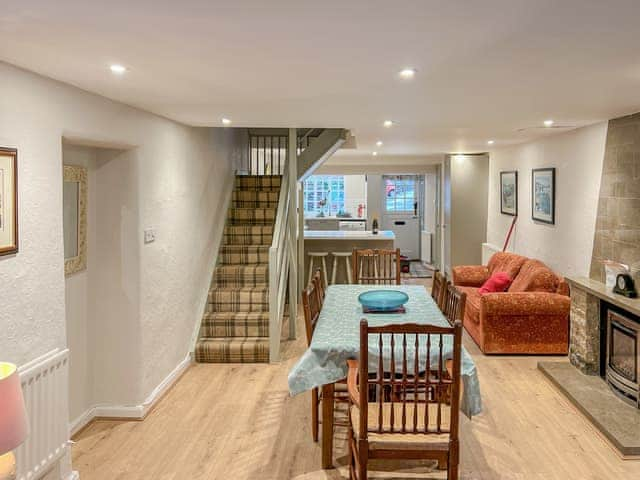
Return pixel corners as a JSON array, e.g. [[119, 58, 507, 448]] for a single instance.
[[605, 308, 640, 407]]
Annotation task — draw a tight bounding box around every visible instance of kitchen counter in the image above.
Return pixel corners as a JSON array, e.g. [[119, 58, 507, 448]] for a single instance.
[[304, 230, 395, 241], [303, 230, 395, 284]]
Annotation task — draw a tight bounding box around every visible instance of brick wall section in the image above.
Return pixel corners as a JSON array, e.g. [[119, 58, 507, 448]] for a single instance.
[[589, 112, 640, 281], [569, 284, 601, 374]]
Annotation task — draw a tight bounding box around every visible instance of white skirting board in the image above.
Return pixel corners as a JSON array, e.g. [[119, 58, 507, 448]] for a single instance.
[[69, 353, 192, 436], [482, 242, 502, 264]]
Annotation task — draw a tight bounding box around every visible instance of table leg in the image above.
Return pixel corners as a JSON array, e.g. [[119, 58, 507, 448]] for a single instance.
[[321, 383, 335, 469]]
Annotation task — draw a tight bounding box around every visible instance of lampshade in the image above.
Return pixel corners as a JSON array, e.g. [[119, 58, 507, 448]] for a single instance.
[[0, 363, 28, 455]]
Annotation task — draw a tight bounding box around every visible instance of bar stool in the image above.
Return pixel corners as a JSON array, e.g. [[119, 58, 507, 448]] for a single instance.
[[307, 252, 329, 288], [330, 252, 353, 284]]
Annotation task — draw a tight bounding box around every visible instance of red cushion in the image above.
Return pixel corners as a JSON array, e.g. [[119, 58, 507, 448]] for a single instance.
[[479, 272, 512, 295]]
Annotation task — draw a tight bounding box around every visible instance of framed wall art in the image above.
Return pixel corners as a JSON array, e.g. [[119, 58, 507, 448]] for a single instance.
[[63, 165, 88, 275], [532, 167, 555, 224], [0, 147, 18, 256], [500, 171, 518, 216]]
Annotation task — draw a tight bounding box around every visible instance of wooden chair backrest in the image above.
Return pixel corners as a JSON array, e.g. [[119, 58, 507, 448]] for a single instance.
[[312, 268, 325, 304], [352, 248, 401, 285], [302, 282, 321, 346], [357, 320, 462, 439], [443, 284, 467, 326], [431, 270, 447, 309]]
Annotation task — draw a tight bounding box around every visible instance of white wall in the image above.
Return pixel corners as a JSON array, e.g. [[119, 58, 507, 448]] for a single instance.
[[486, 122, 607, 277], [0, 62, 243, 444]]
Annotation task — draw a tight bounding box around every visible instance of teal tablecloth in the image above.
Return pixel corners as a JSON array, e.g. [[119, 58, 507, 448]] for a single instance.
[[287, 284, 482, 417]]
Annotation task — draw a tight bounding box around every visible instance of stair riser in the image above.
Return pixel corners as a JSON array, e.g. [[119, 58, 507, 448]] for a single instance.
[[218, 249, 269, 265], [195, 341, 269, 363], [235, 176, 282, 191], [223, 233, 273, 246], [200, 320, 269, 338], [207, 291, 269, 312], [232, 191, 279, 209], [213, 266, 269, 287]]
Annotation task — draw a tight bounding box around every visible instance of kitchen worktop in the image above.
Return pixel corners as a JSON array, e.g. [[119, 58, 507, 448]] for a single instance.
[[303, 230, 395, 241]]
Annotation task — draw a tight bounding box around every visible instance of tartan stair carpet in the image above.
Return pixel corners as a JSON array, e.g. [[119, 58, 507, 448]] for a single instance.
[[195, 175, 282, 363]]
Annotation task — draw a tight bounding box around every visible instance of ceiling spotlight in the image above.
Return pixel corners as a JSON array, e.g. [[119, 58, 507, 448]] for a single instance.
[[487, 140, 495, 145], [544, 119, 554, 127], [398, 68, 417, 79], [109, 64, 126, 74], [221, 118, 232, 126], [372, 151, 378, 156], [376, 140, 383, 147], [383, 120, 395, 128]]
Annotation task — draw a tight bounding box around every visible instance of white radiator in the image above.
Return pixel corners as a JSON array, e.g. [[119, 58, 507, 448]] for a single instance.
[[16, 349, 70, 480]]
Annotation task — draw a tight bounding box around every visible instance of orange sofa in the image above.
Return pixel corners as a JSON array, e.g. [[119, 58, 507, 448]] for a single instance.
[[452, 252, 570, 354]]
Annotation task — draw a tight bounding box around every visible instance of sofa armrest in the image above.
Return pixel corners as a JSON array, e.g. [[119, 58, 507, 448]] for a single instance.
[[452, 265, 489, 287], [481, 292, 570, 317]]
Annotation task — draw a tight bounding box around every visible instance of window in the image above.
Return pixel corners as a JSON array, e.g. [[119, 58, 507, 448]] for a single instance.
[[303, 175, 345, 217], [384, 175, 417, 212]]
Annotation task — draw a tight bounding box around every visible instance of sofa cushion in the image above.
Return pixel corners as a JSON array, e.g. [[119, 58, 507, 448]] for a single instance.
[[487, 252, 528, 279], [479, 272, 512, 294], [458, 286, 481, 325], [508, 260, 559, 293]]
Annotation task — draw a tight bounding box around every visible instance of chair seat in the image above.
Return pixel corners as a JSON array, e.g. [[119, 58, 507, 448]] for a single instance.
[[350, 402, 451, 450], [308, 252, 329, 257], [331, 252, 353, 256]]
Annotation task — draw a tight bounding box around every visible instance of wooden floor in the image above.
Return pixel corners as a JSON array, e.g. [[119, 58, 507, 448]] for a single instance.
[[72, 278, 640, 479]]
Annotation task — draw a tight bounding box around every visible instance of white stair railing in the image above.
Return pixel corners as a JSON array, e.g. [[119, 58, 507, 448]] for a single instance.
[[269, 166, 293, 362]]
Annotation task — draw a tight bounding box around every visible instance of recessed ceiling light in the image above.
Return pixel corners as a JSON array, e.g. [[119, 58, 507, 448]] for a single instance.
[[109, 64, 126, 74], [487, 140, 495, 145], [544, 119, 554, 127], [376, 140, 383, 147], [372, 151, 378, 156], [221, 118, 232, 126], [398, 68, 417, 79], [383, 120, 395, 128]]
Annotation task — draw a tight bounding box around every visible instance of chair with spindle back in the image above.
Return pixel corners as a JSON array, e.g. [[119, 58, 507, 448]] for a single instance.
[[431, 270, 448, 310], [442, 284, 467, 327], [352, 248, 401, 285], [302, 282, 322, 441], [347, 320, 463, 480], [312, 268, 325, 305], [302, 279, 349, 442]]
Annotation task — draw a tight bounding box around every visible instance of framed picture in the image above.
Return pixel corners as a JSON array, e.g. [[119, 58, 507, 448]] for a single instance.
[[532, 168, 555, 224], [500, 171, 518, 216], [0, 147, 18, 256]]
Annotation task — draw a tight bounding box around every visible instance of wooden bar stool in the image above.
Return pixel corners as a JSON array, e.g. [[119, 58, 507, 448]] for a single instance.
[[307, 252, 329, 288], [330, 252, 353, 284]]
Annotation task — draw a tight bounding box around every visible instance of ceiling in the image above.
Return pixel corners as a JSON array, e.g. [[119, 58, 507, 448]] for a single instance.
[[2, 0, 640, 155]]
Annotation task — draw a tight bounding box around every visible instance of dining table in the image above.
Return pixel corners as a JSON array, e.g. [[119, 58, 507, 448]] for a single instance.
[[287, 284, 482, 469]]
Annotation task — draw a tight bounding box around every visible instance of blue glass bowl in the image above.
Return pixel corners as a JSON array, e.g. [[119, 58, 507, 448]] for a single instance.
[[358, 290, 409, 312]]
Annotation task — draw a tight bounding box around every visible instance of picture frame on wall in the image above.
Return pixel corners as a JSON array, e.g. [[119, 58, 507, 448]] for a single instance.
[[532, 167, 555, 224], [500, 171, 518, 216], [0, 147, 18, 256]]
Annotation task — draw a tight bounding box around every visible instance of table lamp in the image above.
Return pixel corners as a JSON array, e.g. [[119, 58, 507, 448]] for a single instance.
[[0, 363, 28, 480]]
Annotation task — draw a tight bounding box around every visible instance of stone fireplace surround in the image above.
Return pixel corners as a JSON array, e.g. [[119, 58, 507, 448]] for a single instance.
[[538, 276, 640, 457]]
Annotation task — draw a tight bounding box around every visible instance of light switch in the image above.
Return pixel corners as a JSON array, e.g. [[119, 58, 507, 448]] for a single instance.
[[144, 228, 156, 244]]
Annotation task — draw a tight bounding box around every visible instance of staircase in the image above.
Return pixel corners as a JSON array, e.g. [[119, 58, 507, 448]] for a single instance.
[[194, 175, 281, 363]]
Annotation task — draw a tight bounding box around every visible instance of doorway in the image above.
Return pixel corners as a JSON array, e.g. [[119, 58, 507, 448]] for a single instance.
[[381, 175, 422, 260]]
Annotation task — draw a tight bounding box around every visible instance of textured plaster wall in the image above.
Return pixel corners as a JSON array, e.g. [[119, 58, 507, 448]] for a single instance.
[[487, 123, 607, 277], [0, 61, 243, 421]]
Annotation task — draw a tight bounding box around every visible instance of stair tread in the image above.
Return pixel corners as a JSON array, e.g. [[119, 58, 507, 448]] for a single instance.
[[195, 337, 269, 363]]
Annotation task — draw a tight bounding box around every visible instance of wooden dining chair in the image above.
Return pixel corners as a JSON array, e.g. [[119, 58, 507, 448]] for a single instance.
[[442, 284, 467, 326], [347, 320, 463, 480], [312, 268, 325, 305], [431, 270, 448, 310], [352, 248, 401, 285], [302, 280, 349, 443]]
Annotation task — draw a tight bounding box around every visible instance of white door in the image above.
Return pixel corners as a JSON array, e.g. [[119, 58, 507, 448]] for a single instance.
[[381, 175, 421, 260]]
